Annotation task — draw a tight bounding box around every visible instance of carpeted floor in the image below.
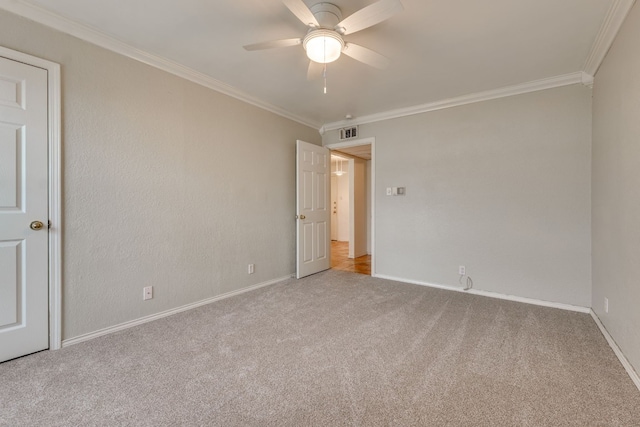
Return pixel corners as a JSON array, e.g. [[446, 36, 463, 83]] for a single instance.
[[2, 270, 639, 426]]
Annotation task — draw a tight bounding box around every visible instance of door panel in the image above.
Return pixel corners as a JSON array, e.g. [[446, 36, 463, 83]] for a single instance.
[[0, 241, 20, 326], [296, 140, 330, 278], [303, 223, 313, 263], [316, 221, 327, 259], [0, 56, 49, 362], [0, 126, 22, 209]]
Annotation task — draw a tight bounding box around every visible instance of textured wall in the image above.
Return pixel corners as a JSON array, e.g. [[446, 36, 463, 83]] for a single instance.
[[592, 2, 640, 374], [0, 10, 320, 340], [324, 85, 592, 306]]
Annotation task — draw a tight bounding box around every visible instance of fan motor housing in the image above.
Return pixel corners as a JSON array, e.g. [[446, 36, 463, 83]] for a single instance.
[[310, 3, 342, 28]]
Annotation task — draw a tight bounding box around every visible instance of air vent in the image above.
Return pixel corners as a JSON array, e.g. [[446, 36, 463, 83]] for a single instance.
[[339, 126, 358, 140]]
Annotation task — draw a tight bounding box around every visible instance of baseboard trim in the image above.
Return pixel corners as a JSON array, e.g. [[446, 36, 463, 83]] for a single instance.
[[590, 310, 640, 392], [373, 274, 590, 313], [62, 275, 291, 348]]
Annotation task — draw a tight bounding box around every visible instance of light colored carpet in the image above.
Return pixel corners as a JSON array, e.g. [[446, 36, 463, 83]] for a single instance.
[[2, 270, 639, 426]]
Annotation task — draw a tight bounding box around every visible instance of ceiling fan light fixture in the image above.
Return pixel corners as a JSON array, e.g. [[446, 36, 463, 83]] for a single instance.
[[303, 30, 344, 64]]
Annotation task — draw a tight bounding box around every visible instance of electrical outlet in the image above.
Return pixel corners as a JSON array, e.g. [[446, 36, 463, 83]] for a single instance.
[[604, 297, 609, 313], [459, 266, 466, 276], [248, 264, 255, 274], [143, 286, 153, 300]]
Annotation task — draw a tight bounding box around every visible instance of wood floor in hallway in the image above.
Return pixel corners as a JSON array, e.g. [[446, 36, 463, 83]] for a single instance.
[[331, 241, 371, 275]]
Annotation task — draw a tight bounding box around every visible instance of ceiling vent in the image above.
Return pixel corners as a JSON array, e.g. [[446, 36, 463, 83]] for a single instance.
[[339, 126, 358, 141]]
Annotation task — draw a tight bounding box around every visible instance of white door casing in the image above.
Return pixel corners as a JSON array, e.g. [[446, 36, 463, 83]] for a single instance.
[[0, 56, 49, 362], [349, 157, 368, 259], [296, 140, 330, 278]]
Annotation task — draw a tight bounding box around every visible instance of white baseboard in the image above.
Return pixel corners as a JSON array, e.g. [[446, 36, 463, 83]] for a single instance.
[[62, 275, 291, 347], [590, 310, 640, 392], [373, 274, 590, 313]]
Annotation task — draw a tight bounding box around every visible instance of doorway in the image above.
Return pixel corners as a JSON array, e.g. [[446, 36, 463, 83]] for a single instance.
[[327, 138, 374, 276]]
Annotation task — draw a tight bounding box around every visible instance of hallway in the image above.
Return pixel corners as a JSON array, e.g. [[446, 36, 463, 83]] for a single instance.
[[331, 241, 371, 275]]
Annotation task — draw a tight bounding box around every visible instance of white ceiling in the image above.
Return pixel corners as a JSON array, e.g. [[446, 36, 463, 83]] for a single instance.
[[10, 0, 615, 128]]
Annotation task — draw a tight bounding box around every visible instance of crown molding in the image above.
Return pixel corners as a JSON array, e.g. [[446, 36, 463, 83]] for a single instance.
[[322, 71, 593, 132], [1, 0, 622, 133], [583, 0, 636, 76], [0, 0, 322, 130]]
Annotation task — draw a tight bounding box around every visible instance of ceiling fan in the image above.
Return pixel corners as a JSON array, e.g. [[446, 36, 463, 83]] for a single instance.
[[243, 0, 404, 80]]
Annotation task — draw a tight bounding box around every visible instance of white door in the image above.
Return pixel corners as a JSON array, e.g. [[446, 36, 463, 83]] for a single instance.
[[296, 140, 330, 278], [0, 56, 49, 362]]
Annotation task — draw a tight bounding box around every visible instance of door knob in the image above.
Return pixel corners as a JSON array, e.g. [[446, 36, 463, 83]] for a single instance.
[[299, 215, 306, 220], [30, 221, 45, 230]]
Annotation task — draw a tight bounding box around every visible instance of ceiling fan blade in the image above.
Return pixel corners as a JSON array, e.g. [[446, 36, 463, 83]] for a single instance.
[[342, 43, 389, 69], [335, 0, 403, 35], [307, 61, 324, 80], [282, 0, 320, 27], [243, 38, 302, 51]]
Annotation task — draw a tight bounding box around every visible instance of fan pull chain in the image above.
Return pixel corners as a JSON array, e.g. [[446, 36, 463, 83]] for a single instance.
[[323, 64, 327, 94], [323, 37, 327, 94]]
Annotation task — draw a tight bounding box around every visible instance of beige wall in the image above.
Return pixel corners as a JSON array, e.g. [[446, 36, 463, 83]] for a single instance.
[[324, 84, 593, 307], [592, 2, 640, 374], [0, 10, 320, 340]]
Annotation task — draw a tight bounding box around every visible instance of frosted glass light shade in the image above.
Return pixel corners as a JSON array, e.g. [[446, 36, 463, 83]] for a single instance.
[[303, 30, 344, 64]]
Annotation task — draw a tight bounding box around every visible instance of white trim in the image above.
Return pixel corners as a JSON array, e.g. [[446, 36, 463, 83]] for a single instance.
[[583, 0, 637, 76], [0, 45, 62, 351], [0, 0, 321, 130], [61, 275, 290, 347], [322, 72, 594, 132], [2, 0, 632, 132], [590, 310, 640, 392], [325, 137, 376, 275], [373, 274, 590, 314]]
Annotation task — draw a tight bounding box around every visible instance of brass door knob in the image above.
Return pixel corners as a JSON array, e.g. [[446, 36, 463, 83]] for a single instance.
[[299, 215, 306, 219], [30, 221, 44, 230]]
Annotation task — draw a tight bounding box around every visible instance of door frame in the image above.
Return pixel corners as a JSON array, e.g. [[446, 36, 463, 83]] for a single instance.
[[325, 137, 375, 275], [0, 46, 62, 350]]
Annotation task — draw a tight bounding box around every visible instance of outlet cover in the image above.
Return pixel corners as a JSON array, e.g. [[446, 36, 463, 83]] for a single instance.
[[143, 286, 153, 300]]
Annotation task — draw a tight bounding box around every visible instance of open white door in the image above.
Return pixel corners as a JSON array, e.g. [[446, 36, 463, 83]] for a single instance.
[[296, 140, 330, 278], [0, 56, 49, 362]]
